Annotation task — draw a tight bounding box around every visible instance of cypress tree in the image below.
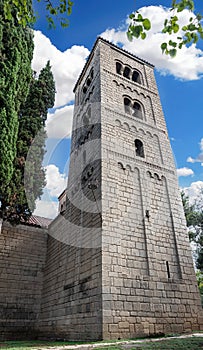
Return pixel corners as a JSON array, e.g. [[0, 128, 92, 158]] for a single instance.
[[2, 62, 55, 223], [0, 1, 33, 219]]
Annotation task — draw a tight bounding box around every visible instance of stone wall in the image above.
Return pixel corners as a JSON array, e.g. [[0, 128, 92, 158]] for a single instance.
[[99, 39, 203, 339], [1, 37, 202, 342], [0, 222, 47, 340], [39, 218, 102, 340], [38, 43, 103, 341]]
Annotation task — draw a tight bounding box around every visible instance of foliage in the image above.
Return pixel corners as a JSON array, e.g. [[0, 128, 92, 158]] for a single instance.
[[2, 337, 203, 350], [181, 190, 203, 270], [1, 62, 55, 224], [127, 0, 203, 57], [3, 1, 203, 56], [0, 0, 34, 218], [3, 0, 73, 28], [196, 270, 203, 306]]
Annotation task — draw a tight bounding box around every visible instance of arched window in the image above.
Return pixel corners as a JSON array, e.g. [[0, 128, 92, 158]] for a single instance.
[[123, 66, 131, 79], [83, 114, 89, 127], [87, 107, 91, 119], [86, 78, 91, 87], [132, 70, 141, 84], [132, 102, 142, 119], [124, 97, 131, 114], [83, 86, 87, 94], [82, 70, 93, 98], [116, 62, 122, 75], [135, 139, 144, 158], [83, 150, 86, 163]]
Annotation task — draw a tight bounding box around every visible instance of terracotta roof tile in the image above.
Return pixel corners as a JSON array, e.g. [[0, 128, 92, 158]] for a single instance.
[[23, 215, 52, 228]]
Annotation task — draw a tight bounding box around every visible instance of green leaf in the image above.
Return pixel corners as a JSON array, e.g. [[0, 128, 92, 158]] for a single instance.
[[67, 7, 72, 15], [197, 14, 202, 21], [169, 49, 177, 57], [162, 27, 168, 34], [132, 25, 142, 38], [169, 40, 177, 47], [161, 42, 167, 53], [61, 20, 69, 28], [192, 33, 198, 43], [171, 15, 178, 22], [188, 23, 197, 31], [141, 32, 146, 40], [188, 0, 194, 11], [129, 13, 135, 19], [127, 31, 133, 42], [143, 19, 151, 31], [173, 24, 179, 33], [50, 8, 57, 15], [185, 32, 192, 41]]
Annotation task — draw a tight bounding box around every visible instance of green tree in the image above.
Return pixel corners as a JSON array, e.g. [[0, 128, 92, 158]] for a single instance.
[[128, 0, 203, 57], [182, 190, 203, 304], [3, 0, 73, 28], [2, 62, 55, 224], [196, 270, 203, 306], [181, 190, 203, 270], [0, 0, 34, 220], [3, 1, 203, 56]]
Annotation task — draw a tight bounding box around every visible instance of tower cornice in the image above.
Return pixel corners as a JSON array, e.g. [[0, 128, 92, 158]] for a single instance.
[[73, 36, 154, 93]]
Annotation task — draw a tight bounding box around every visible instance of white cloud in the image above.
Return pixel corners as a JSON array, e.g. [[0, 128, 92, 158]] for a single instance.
[[46, 105, 74, 139], [200, 138, 203, 151], [177, 167, 194, 177], [45, 164, 67, 197], [183, 181, 203, 204], [187, 137, 203, 163], [101, 6, 203, 80], [187, 156, 195, 163], [33, 164, 68, 219], [33, 199, 58, 219], [32, 30, 89, 108]]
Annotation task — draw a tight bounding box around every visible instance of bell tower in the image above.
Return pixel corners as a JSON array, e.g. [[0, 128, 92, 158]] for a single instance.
[[43, 37, 203, 340]]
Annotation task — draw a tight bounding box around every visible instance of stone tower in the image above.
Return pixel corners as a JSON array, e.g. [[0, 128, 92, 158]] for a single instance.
[[42, 37, 203, 340]]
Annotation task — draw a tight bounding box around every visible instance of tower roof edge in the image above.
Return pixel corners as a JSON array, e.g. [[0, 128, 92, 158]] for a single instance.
[[73, 36, 154, 93]]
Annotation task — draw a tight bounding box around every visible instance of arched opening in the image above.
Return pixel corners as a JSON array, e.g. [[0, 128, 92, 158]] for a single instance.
[[83, 85, 87, 94], [135, 139, 144, 158], [87, 107, 91, 120], [83, 113, 89, 127], [132, 102, 142, 119], [116, 62, 122, 75], [90, 69, 94, 79], [86, 78, 91, 87], [124, 97, 131, 114], [83, 150, 86, 163], [123, 66, 131, 79], [132, 70, 141, 84]]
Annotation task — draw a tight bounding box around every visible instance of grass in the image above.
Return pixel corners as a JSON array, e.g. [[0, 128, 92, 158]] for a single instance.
[[94, 337, 203, 349], [1, 336, 203, 350], [0, 340, 83, 350]]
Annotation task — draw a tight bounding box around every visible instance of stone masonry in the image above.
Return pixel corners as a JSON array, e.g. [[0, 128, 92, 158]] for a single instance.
[[0, 37, 203, 341], [39, 38, 203, 340], [0, 219, 48, 340]]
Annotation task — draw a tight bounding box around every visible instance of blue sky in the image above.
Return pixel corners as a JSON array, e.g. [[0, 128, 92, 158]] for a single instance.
[[30, 0, 203, 218]]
